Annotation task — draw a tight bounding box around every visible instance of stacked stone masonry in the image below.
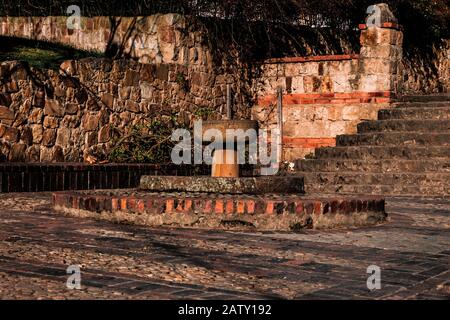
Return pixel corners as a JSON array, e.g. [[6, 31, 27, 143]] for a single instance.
[[252, 24, 404, 160], [294, 94, 450, 196], [0, 57, 250, 162], [0, 15, 210, 66], [0, 13, 448, 164]]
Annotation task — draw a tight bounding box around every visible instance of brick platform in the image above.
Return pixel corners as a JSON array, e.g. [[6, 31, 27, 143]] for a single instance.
[[52, 190, 386, 231]]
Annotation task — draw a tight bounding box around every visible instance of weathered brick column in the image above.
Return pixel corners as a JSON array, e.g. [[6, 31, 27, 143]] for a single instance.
[[358, 22, 403, 98]]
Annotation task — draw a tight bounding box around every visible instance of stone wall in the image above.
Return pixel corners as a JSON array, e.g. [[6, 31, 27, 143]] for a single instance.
[[401, 40, 449, 94], [3, 11, 444, 163], [0, 14, 209, 66], [252, 23, 404, 160], [0, 57, 250, 162]]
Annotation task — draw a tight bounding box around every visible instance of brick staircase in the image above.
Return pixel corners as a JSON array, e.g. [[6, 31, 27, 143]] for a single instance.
[[294, 94, 450, 196]]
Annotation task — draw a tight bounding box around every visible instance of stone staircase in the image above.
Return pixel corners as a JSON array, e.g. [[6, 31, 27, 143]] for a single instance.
[[294, 94, 450, 196]]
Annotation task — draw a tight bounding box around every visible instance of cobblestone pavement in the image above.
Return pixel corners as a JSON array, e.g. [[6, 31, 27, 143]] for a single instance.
[[0, 193, 448, 300]]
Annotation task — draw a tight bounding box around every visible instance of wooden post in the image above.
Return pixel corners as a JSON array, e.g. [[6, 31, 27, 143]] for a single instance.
[[226, 84, 232, 120], [277, 86, 283, 164], [211, 149, 239, 178]]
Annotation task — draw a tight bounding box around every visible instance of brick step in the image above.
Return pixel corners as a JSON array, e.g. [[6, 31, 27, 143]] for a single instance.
[[303, 183, 447, 196], [398, 94, 450, 103], [296, 159, 450, 173], [295, 172, 449, 196], [378, 107, 450, 120], [357, 120, 450, 133], [336, 132, 450, 147], [314, 146, 450, 160]]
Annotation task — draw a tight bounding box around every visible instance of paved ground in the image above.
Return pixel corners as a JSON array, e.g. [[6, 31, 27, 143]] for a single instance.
[[0, 193, 448, 300]]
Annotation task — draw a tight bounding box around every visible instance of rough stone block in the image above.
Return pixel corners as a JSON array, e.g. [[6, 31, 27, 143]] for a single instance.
[[44, 99, 64, 117], [42, 129, 57, 147], [82, 114, 99, 131], [0, 106, 14, 122], [3, 126, 19, 142]]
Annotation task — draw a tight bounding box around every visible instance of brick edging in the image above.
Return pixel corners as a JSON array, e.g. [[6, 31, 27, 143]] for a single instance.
[[358, 23, 403, 31], [53, 191, 386, 216]]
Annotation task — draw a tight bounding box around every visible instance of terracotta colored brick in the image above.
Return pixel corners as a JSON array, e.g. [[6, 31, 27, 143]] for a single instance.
[[345, 98, 362, 104], [360, 97, 374, 103], [119, 198, 127, 210], [215, 200, 224, 214], [184, 199, 192, 212], [314, 201, 323, 215], [360, 22, 402, 30], [375, 97, 391, 103], [330, 99, 346, 104], [283, 137, 336, 149], [315, 98, 331, 104], [203, 200, 212, 214], [111, 198, 119, 210], [165, 199, 174, 213], [284, 95, 302, 105], [236, 201, 245, 214], [334, 93, 353, 99], [265, 201, 275, 214], [225, 200, 234, 214], [246, 200, 255, 214]]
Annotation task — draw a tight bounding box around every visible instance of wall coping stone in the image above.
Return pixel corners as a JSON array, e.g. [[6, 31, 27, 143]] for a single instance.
[[358, 23, 403, 31], [262, 54, 360, 65]]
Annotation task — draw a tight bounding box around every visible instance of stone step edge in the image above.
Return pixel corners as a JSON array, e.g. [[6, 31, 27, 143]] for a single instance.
[[304, 158, 450, 162], [295, 172, 450, 179], [302, 187, 449, 197], [303, 184, 449, 194], [364, 119, 450, 123], [338, 132, 450, 137], [297, 159, 450, 164]]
